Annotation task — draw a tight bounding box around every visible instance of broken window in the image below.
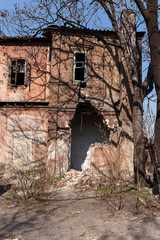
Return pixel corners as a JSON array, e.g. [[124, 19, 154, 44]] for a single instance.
[[73, 52, 86, 82], [9, 59, 27, 86]]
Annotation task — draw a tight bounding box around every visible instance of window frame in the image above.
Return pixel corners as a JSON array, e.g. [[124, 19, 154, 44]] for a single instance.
[[73, 51, 87, 83], [8, 58, 28, 87]]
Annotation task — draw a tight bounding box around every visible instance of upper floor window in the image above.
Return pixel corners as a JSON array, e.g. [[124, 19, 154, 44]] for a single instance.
[[73, 52, 86, 82], [9, 59, 27, 86]]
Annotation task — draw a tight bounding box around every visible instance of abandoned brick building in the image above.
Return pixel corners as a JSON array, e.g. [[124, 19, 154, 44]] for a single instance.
[[0, 19, 144, 178]]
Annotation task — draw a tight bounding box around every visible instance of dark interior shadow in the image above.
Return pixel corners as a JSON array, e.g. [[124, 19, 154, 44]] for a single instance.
[[0, 184, 11, 196]]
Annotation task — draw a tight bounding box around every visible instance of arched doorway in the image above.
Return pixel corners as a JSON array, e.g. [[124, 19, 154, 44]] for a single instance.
[[70, 103, 109, 171]]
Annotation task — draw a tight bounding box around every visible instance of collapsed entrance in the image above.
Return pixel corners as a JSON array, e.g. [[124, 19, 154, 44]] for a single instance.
[[70, 103, 109, 171]]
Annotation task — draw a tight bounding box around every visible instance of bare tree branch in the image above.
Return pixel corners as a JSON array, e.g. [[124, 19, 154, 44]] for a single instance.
[[142, 63, 154, 97], [134, 0, 149, 22]]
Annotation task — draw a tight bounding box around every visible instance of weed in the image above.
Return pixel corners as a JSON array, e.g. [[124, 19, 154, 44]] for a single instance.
[[91, 201, 97, 205], [34, 181, 41, 188], [100, 186, 113, 194], [36, 209, 46, 213], [29, 168, 35, 174], [54, 175, 64, 180], [141, 187, 150, 192], [122, 185, 135, 192], [5, 196, 14, 200], [138, 192, 153, 199]]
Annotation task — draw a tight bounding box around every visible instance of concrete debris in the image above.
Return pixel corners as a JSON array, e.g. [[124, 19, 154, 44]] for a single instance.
[[53, 169, 106, 191]]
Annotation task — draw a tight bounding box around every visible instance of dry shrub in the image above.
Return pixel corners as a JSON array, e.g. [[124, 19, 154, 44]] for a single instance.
[[10, 164, 53, 201]]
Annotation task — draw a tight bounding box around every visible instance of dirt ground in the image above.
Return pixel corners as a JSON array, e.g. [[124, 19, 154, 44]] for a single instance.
[[1, 170, 160, 240]]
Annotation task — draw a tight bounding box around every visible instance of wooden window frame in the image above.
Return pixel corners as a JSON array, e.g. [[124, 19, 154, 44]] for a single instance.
[[73, 51, 86, 83], [8, 58, 28, 87]]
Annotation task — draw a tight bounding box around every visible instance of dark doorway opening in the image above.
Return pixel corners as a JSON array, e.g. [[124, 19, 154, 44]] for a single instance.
[[70, 103, 109, 171]]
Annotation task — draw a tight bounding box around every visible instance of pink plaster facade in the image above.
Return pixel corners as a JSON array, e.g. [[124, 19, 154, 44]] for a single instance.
[[0, 27, 144, 179], [0, 39, 49, 174]]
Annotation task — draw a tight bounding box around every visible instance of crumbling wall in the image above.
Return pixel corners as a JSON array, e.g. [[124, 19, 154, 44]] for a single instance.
[[48, 28, 134, 178], [0, 107, 48, 176], [81, 119, 134, 179]]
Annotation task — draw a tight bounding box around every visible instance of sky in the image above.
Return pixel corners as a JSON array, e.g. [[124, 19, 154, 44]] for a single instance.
[[1, 0, 17, 10]]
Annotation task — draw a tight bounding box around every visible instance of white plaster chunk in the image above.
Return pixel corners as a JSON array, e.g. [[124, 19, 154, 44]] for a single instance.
[[105, 119, 109, 125], [81, 145, 93, 171], [65, 121, 69, 127]]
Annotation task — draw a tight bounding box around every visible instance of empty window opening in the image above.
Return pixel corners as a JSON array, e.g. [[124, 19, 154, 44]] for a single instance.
[[70, 103, 109, 171], [73, 52, 86, 82], [9, 59, 27, 86]]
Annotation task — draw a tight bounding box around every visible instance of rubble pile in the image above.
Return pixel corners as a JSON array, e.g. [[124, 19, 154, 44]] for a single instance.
[[54, 169, 107, 191]]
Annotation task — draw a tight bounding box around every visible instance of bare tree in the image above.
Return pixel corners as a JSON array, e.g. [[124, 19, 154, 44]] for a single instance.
[[133, 0, 160, 182]]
